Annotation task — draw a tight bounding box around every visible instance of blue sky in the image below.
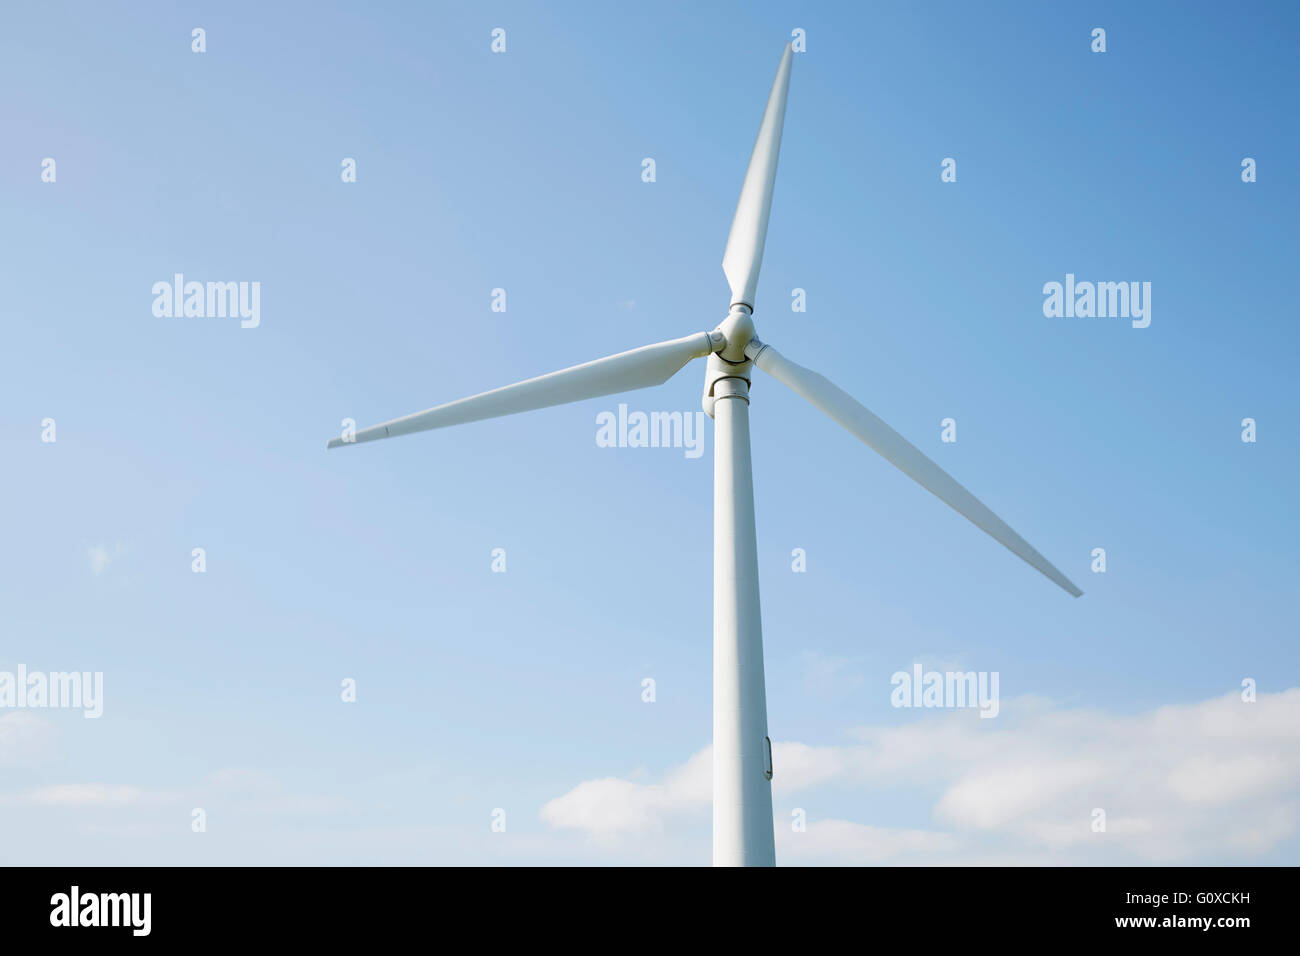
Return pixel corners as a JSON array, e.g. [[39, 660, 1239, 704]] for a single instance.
[[2, 1, 1297, 865]]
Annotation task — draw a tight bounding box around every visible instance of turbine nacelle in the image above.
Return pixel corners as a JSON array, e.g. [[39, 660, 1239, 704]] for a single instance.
[[713, 305, 757, 361], [701, 307, 756, 418]]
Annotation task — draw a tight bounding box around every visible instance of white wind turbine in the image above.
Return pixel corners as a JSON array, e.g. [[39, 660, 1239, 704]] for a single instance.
[[327, 43, 1081, 866]]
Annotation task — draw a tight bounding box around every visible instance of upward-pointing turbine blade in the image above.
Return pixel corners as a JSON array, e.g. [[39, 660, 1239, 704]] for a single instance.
[[748, 341, 1083, 597], [721, 43, 794, 311], [328, 332, 716, 449]]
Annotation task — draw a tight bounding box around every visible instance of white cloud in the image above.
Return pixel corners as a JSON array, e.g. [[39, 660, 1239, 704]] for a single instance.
[[798, 650, 865, 697], [87, 545, 112, 575], [778, 818, 957, 864], [205, 768, 278, 793], [935, 759, 1109, 829], [541, 747, 711, 841], [541, 688, 1300, 863], [1, 769, 344, 820], [86, 541, 126, 575], [20, 783, 160, 807]]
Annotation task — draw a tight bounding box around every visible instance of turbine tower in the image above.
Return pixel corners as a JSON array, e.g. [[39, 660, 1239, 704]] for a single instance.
[[326, 44, 1081, 867]]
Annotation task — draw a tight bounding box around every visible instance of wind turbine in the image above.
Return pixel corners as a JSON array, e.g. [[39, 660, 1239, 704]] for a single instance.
[[326, 43, 1081, 867]]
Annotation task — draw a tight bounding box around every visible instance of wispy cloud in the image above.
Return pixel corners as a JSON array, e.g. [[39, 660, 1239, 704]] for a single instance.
[[0, 768, 344, 817], [0, 712, 54, 765], [541, 747, 711, 842], [778, 819, 958, 864], [798, 650, 866, 697], [18, 783, 165, 807], [541, 688, 1300, 863], [86, 541, 126, 576]]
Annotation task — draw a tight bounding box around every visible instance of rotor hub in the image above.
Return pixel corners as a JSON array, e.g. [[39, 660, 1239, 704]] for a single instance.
[[713, 305, 756, 362], [702, 307, 756, 418]]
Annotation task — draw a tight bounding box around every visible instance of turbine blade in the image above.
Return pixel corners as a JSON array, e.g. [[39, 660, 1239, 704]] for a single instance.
[[748, 341, 1082, 597], [721, 43, 793, 311], [327, 333, 716, 449]]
